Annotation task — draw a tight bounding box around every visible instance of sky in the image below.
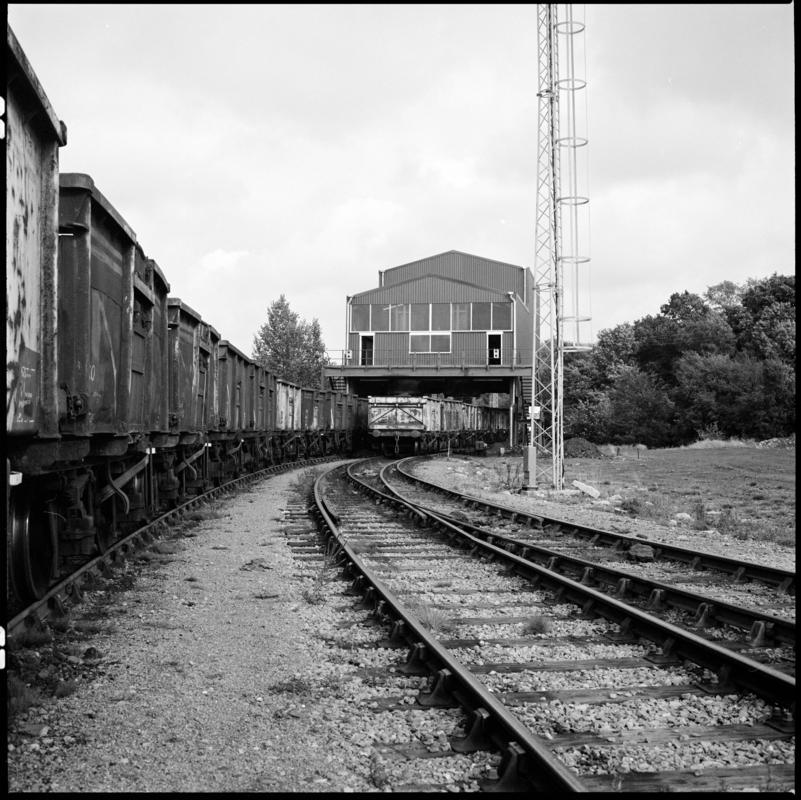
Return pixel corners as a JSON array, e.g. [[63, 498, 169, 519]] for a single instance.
[[7, 4, 795, 357]]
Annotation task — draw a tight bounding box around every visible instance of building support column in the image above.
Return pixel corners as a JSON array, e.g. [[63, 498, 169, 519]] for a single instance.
[[508, 377, 515, 448]]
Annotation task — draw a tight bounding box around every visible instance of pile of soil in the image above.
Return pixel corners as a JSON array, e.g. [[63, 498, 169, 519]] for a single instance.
[[563, 437, 605, 458]]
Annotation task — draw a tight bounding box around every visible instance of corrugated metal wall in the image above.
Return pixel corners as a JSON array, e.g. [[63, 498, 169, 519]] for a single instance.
[[347, 330, 517, 367]]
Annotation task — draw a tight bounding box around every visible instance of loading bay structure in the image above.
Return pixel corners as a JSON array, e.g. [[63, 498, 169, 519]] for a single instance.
[[323, 250, 538, 446]]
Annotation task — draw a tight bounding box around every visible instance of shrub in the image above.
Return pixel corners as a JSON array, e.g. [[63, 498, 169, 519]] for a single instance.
[[522, 615, 553, 635], [7, 674, 44, 717]]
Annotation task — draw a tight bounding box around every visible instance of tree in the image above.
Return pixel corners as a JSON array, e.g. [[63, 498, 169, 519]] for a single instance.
[[564, 389, 612, 443], [704, 280, 745, 312], [728, 274, 795, 364], [660, 290, 708, 322], [633, 292, 735, 384], [740, 273, 795, 317], [590, 323, 636, 386], [252, 295, 329, 387], [606, 366, 675, 447], [674, 352, 795, 440]]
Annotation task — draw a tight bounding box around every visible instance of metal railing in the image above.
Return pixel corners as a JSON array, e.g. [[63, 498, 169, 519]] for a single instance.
[[324, 348, 539, 369]]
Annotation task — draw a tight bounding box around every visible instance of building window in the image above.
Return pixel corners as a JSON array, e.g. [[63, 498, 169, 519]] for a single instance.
[[410, 334, 428, 353], [390, 303, 409, 331], [410, 303, 429, 331], [351, 304, 370, 331], [492, 301, 512, 330], [371, 303, 389, 331], [452, 303, 470, 330], [410, 333, 451, 353], [430, 334, 450, 352], [472, 302, 492, 330], [431, 303, 450, 330], [355, 299, 512, 334]]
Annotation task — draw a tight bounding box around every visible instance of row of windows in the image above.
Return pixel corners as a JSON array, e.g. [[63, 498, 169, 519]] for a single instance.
[[410, 333, 451, 353], [351, 301, 512, 333], [358, 332, 506, 355]]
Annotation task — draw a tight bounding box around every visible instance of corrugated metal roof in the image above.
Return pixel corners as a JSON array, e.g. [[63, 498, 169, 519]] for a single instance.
[[380, 250, 529, 295], [353, 275, 511, 304]]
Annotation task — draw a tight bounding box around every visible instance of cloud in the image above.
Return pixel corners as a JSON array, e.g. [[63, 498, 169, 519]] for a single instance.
[[8, 2, 793, 357], [198, 248, 250, 273]]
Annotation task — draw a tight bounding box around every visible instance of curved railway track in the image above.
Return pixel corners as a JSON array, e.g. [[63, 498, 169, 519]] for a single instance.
[[312, 459, 795, 792], [378, 460, 796, 666], [395, 456, 795, 594], [7, 456, 339, 640]]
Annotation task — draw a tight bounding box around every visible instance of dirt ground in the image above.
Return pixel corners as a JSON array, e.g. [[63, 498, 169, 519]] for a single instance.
[[426, 442, 796, 552]]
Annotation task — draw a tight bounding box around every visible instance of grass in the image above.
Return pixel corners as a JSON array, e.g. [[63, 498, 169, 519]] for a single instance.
[[53, 679, 80, 698], [405, 600, 455, 634], [291, 467, 320, 497], [151, 542, 181, 555], [12, 627, 53, 648], [566, 446, 794, 547], [522, 615, 553, 635], [450, 445, 795, 548], [301, 543, 339, 604], [266, 676, 316, 695], [7, 674, 45, 717], [73, 619, 111, 636], [618, 492, 675, 521], [185, 509, 226, 522], [350, 540, 382, 555], [493, 462, 524, 492]]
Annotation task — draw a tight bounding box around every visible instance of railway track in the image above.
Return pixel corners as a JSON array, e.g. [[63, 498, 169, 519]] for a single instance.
[[375, 460, 796, 669], [312, 459, 795, 792], [394, 457, 795, 592], [6, 456, 339, 641]]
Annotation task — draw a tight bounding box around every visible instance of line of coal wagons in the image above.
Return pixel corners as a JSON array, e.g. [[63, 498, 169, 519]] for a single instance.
[[6, 26, 366, 603]]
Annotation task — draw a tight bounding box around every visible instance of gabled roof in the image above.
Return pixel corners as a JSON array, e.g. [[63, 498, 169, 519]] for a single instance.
[[352, 274, 513, 305], [383, 250, 526, 277], [376, 250, 530, 297]]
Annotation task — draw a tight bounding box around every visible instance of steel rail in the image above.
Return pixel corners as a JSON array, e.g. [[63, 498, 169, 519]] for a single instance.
[[379, 463, 795, 649], [314, 463, 588, 793], [395, 456, 796, 594], [342, 460, 795, 714], [7, 455, 339, 637]]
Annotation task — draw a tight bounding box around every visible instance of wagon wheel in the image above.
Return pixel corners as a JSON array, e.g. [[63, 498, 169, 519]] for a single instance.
[[95, 468, 118, 553], [8, 487, 55, 603]]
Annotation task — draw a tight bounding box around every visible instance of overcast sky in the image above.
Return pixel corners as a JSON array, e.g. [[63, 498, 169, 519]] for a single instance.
[[8, 4, 795, 356]]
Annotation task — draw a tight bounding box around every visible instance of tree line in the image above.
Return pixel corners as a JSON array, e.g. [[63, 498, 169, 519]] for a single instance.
[[561, 273, 795, 447]]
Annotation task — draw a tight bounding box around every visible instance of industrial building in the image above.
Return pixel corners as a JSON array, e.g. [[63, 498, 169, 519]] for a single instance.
[[324, 250, 536, 441]]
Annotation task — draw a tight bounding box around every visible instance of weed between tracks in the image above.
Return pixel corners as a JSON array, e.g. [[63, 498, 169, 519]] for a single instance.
[[405, 600, 455, 635], [350, 540, 382, 555], [301, 539, 340, 605], [522, 615, 553, 635], [291, 467, 321, 499]]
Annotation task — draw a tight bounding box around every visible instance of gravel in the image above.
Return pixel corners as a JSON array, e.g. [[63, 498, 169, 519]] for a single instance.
[[479, 664, 711, 693], [515, 693, 775, 736], [11, 457, 790, 792], [6, 465, 484, 793], [556, 738, 796, 776]]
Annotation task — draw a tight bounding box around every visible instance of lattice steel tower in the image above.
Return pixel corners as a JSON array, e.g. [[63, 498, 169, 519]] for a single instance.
[[525, 4, 592, 490]]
